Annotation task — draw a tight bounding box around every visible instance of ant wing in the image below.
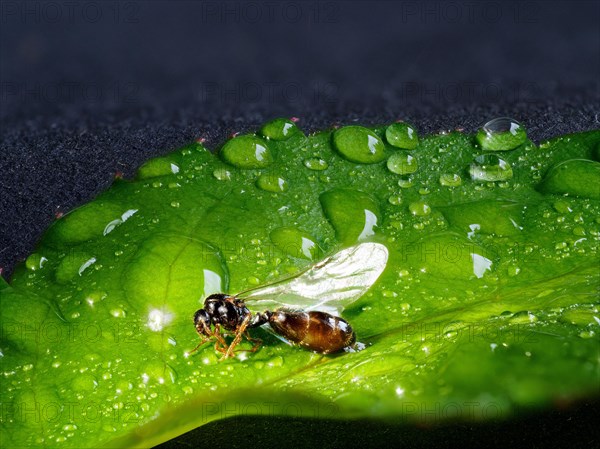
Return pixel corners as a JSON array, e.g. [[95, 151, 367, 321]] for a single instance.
[[239, 242, 388, 316]]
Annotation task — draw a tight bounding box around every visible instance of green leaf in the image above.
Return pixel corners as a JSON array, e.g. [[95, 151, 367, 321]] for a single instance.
[[1, 122, 599, 448]]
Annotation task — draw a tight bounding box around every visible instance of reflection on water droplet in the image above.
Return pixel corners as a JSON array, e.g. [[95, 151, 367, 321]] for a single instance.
[[439, 173, 462, 187], [476, 117, 527, 151], [304, 158, 329, 171], [469, 154, 513, 182], [221, 135, 273, 169], [387, 152, 418, 175], [333, 126, 386, 164], [256, 174, 288, 193], [385, 122, 419, 149], [213, 168, 231, 181]]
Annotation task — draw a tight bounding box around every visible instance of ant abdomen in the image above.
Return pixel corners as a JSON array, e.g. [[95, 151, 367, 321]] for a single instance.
[[269, 310, 356, 354]]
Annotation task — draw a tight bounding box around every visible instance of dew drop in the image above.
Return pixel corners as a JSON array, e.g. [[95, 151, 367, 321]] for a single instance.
[[387, 153, 418, 175], [332, 126, 386, 164], [439, 173, 462, 187], [397, 177, 414, 188], [476, 117, 527, 151], [269, 227, 322, 260], [25, 253, 47, 271], [385, 122, 419, 149], [304, 158, 329, 171], [409, 202, 431, 216], [260, 118, 301, 141], [469, 154, 513, 182], [256, 174, 288, 193], [221, 135, 273, 169]]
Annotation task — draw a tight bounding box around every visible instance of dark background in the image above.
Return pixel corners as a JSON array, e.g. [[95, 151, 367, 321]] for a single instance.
[[1, 0, 598, 447]]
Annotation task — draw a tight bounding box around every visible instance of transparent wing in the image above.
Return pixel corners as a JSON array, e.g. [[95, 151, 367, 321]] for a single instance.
[[239, 242, 389, 315]]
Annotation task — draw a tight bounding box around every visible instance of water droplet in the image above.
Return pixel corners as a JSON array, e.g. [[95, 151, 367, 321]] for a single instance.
[[397, 177, 414, 188], [388, 194, 402, 205], [469, 154, 513, 182], [509, 311, 537, 324], [304, 158, 329, 171], [539, 159, 600, 200], [260, 118, 301, 141], [553, 200, 572, 213], [387, 152, 418, 175], [138, 157, 181, 179], [320, 188, 381, 244], [270, 227, 322, 260], [409, 202, 431, 216], [385, 122, 419, 149], [25, 253, 47, 271], [579, 330, 595, 339], [221, 135, 273, 169], [212, 168, 231, 181], [476, 117, 527, 151], [333, 126, 386, 164], [170, 201, 180, 208], [256, 174, 288, 193], [439, 173, 462, 187]]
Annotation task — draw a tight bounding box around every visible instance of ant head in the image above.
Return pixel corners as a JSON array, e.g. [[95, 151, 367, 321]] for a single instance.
[[193, 309, 211, 335]]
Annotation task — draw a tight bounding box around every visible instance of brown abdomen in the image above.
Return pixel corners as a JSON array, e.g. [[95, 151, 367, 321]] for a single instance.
[[269, 310, 355, 354]]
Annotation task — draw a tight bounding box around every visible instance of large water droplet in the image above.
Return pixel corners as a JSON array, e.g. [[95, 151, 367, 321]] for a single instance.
[[469, 154, 513, 181], [221, 135, 273, 169], [256, 174, 288, 193], [270, 227, 322, 260], [25, 253, 48, 271], [260, 118, 301, 141], [476, 117, 527, 151], [387, 152, 418, 175], [385, 122, 419, 149], [538, 159, 600, 200], [332, 126, 386, 164], [320, 188, 381, 244]]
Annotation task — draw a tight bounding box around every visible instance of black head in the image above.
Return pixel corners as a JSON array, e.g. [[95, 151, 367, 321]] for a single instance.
[[193, 309, 211, 335]]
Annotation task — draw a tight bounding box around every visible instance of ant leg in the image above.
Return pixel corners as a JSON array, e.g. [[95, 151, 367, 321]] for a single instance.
[[223, 315, 252, 359], [244, 331, 263, 352], [188, 336, 211, 355]]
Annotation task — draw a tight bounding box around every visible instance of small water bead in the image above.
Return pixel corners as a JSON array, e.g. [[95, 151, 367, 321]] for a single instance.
[[260, 118, 300, 141], [409, 202, 431, 216], [397, 177, 414, 188], [476, 117, 527, 151], [439, 173, 462, 187], [332, 126, 386, 164], [304, 158, 329, 171], [387, 152, 418, 175], [170, 201, 180, 208], [213, 168, 231, 181], [137, 157, 181, 179], [221, 135, 273, 169], [469, 154, 513, 182], [385, 122, 419, 149], [388, 195, 402, 205], [256, 174, 288, 193]]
